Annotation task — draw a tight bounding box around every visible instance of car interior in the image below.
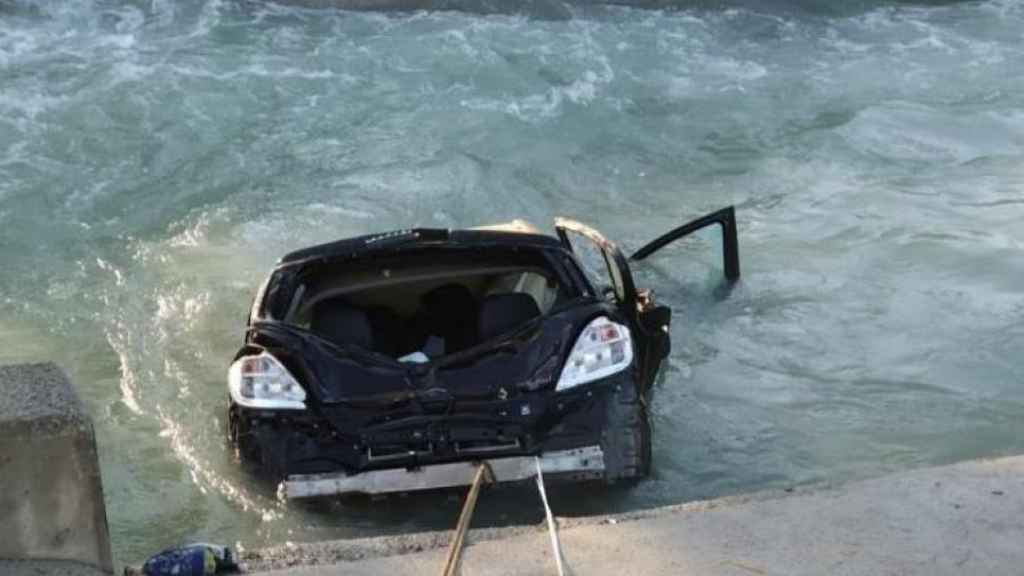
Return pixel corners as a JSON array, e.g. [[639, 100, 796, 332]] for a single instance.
[[285, 267, 562, 360]]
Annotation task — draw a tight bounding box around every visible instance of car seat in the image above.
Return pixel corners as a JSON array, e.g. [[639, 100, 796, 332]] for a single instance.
[[478, 293, 541, 341], [310, 299, 373, 350], [418, 283, 479, 354]]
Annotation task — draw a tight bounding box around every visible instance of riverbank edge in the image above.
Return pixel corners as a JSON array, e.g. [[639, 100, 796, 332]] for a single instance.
[[241, 453, 1024, 574]]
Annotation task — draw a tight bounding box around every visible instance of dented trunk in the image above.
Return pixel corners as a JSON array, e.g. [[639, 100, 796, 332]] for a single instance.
[[242, 300, 615, 476]]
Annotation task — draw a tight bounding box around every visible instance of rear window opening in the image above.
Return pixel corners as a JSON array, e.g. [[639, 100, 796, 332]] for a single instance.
[[259, 248, 573, 361]]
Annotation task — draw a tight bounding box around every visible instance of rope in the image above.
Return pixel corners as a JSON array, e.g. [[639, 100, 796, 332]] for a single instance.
[[441, 462, 494, 576], [535, 457, 568, 576], [438, 459, 571, 576]]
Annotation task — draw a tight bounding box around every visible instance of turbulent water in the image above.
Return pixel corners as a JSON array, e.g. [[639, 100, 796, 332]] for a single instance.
[[2, 0, 1023, 564]]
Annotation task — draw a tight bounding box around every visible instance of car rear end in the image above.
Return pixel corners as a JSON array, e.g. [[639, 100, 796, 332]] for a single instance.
[[227, 229, 652, 496]]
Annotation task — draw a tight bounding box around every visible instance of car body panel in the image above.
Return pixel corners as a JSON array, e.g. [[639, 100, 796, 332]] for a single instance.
[[284, 446, 605, 498]]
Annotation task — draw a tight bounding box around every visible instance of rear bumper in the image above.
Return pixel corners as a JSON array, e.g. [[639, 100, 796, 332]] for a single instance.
[[283, 445, 604, 498], [232, 372, 633, 478]]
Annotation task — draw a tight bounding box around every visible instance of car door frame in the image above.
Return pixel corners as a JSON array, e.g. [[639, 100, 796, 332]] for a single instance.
[[554, 217, 663, 387], [554, 217, 639, 315], [629, 206, 740, 280], [554, 206, 741, 388]]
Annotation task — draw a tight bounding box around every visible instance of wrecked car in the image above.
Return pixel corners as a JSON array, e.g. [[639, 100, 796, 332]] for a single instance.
[[227, 208, 740, 497]]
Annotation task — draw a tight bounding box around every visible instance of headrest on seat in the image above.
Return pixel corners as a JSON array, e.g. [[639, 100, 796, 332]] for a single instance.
[[420, 283, 479, 354], [310, 299, 373, 350], [421, 283, 477, 320], [478, 293, 541, 342]]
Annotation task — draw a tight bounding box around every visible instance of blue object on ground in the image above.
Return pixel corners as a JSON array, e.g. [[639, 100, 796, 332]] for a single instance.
[[139, 543, 237, 576]]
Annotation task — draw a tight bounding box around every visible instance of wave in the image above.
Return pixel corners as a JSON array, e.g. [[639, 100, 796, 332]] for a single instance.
[[258, 0, 983, 18], [0, 0, 995, 23]]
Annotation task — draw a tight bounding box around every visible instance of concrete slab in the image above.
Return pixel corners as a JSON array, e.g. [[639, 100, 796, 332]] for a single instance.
[[0, 559, 110, 576], [246, 455, 1024, 575], [0, 363, 113, 574]]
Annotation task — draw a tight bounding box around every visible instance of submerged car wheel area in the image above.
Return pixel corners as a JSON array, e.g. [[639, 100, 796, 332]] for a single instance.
[[227, 209, 740, 497]]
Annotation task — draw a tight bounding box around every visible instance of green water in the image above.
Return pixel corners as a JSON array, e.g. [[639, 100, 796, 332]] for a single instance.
[[2, 0, 1023, 564]]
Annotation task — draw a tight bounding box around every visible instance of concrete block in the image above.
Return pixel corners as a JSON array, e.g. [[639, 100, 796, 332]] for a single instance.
[[0, 363, 113, 574]]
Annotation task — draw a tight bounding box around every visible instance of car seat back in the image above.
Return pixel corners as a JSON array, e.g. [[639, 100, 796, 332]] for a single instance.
[[310, 299, 373, 350], [366, 306, 404, 357], [478, 293, 541, 342], [419, 283, 479, 354]]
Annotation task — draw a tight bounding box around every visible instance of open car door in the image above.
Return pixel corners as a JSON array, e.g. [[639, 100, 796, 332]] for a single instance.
[[629, 206, 740, 278], [555, 206, 740, 387]]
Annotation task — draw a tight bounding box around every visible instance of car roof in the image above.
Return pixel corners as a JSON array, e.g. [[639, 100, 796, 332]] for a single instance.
[[276, 221, 562, 267], [470, 219, 544, 234]]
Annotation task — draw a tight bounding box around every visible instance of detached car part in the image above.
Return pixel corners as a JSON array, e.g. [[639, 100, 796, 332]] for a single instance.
[[227, 208, 740, 497]]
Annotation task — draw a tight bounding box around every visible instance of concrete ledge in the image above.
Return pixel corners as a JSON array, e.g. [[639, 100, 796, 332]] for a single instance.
[[244, 455, 1024, 575], [0, 363, 113, 574], [0, 559, 110, 576]]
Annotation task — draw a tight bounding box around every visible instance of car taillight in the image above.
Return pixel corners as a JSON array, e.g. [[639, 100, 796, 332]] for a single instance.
[[227, 352, 306, 410], [555, 316, 634, 392]]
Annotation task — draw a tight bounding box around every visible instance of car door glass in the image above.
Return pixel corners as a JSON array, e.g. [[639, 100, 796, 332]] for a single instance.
[[554, 218, 637, 310], [570, 234, 619, 301], [628, 206, 740, 283], [663, 226, 726, 282]]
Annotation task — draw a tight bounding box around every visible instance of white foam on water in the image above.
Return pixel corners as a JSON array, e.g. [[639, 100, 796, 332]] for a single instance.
[[0, 27, 44, 66], [156, 406, 283, 521], [191, 0, 226, 38], [839, 102, 1024, 164], [0, 90, 68, 120], [106, 321, 145, 416]]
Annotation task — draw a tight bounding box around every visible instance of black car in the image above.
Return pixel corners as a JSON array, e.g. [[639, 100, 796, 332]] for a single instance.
[[227, 208, 739, 497]]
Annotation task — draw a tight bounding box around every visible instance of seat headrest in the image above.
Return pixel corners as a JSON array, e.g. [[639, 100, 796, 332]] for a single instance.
[[421, 283, 476, 316], [420, 283, 479, 354], [310, 299, 373, 350], [478, 293, 541, 341]]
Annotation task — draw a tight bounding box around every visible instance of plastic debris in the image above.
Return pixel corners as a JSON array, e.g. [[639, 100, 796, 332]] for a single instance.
[[125, 543, 238, 576]]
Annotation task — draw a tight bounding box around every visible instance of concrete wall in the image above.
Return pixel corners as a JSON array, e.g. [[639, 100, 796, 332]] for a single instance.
[[0, 363, 113, 574]]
